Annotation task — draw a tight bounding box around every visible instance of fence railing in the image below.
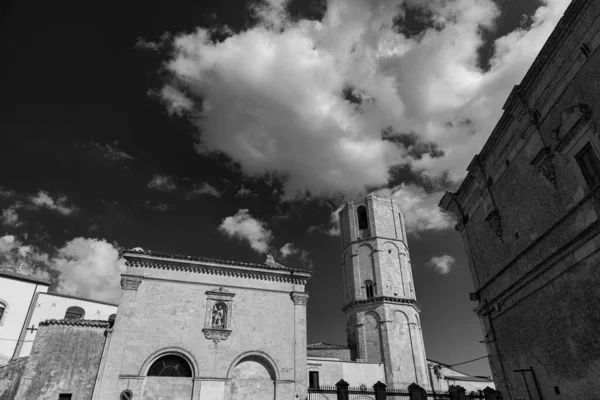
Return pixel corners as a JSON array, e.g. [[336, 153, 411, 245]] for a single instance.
[[308, 381, 502, 400]]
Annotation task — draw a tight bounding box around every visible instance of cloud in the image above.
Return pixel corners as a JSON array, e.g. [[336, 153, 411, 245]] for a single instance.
[[372, 183, 454, 233], [427, 254, 455, 275], [51, 238, 126, 303], [308, 204, 344, 236], [188, 183, 221, 198], [152, 0, 570, 202], [143, 201, 171, 212], [147, 174, 177, 191], [91, 141, 134, 161], [1, 206, 22, 227], [279, 242, 313, 268], [0, 235, 51, 281], [0, 187, 15, 197], [30, 191, 76, 215], [219, 209, 272, 253], [236, 185, 255, 197]]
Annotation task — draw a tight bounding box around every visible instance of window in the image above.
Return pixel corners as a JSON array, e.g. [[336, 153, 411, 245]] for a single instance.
[[575, 143, 600, 188], [309, 371, 320, 388], [108, 314, 116, 323], [357, 206, 368, 230], [0, 303, 5, 322], [147, 354, 192, 377], [58, 394, 72, 400], [64, 306, 85, 321], [365, 280, 374, 299]]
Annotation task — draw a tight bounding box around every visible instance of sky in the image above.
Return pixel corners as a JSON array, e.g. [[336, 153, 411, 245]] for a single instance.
[[0, 0, 572, 377]]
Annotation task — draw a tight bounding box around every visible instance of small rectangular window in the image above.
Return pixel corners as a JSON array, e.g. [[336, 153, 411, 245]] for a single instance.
[[575, 143, 600, 188], [309, 371, 319, 388], [58, 394, 72, 400], [0, 306, 4, 321]]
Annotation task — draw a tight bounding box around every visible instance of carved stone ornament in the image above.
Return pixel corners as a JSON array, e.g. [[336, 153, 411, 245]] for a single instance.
[[291, 292, 309, 306], [485, 210, 503, 239], [202, 328, 232, 344], [530, 147, 557, 187], [120, 276, 142, 291], [552, 104, 592, 152]]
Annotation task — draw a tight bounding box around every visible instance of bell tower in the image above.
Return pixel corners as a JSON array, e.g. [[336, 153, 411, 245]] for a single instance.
[[338, 194, 430, 389]]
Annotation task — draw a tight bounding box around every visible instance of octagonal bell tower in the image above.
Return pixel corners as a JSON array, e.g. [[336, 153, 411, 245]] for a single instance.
[[338, 194, 429, 389]]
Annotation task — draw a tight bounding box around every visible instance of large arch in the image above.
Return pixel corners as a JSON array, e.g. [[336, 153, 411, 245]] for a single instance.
[[227, 351, 279, 400], [226, 351, 279, 381], [139, 347, 199, 377], [363, 311, 383, 363]]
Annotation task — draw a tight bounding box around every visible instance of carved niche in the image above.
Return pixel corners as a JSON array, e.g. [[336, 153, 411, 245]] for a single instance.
[[121, 276, 143, 291], [202, 287, 235, 344], [485, 210, 503, 240], [552, 104, 592, 152]]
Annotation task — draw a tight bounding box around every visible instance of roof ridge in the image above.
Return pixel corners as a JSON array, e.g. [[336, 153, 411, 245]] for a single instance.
[[124, 248, 311, 274], [40, 319, 111, 328], [0, 269, 51, 285]]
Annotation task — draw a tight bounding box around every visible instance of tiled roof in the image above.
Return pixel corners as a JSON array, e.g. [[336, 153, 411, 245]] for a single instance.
[[40, 319, 111, 328], [42, 291, 118, 307], [307, 343, 349, 349], [124, 248, 311, 274], [0, 269, 51, 285]]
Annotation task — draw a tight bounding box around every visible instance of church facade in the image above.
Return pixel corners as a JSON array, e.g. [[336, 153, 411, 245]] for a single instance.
[[93, 250, 311, 400]]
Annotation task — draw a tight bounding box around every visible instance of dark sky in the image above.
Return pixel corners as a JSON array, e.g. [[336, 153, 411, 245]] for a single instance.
[[0, 0, 546, 377]]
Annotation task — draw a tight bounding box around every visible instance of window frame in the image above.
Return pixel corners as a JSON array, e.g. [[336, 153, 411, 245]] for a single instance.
[[575, 142, 600, 189], [357, 205, 369, 230], [64, 306, 85, 321], [309, 370, 320, 389]]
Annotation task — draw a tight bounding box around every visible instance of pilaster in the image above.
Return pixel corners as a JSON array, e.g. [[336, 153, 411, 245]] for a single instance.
[[291, 292, 309, 400]]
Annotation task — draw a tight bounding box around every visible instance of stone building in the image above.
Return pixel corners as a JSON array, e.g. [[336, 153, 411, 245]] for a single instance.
[[13, 292, 117, 360], [439, 0, 600, 398], [93, 249, 311, 400], [0, 270, 49, 365]]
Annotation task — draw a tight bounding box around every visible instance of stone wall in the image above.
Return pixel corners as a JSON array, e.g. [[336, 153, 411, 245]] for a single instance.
[[14, 320, 109, 400], [307, 347, 353, 361], [0, 357, 27, 400]]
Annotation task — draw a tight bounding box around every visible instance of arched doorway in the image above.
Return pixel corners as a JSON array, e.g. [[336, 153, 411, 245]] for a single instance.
[[229, 354, 277, 400], [143, 353, 194, 399]]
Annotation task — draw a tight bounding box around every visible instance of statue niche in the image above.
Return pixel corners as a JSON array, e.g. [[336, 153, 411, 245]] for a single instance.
[[211, 302, 227, 329]]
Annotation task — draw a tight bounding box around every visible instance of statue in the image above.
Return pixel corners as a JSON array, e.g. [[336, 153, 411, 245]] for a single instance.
[[211, 303, 225, 329]]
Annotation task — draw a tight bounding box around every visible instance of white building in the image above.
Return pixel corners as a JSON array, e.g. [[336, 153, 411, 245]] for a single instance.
[[0, 270, 49, 365], [12, 291, 117, 359]]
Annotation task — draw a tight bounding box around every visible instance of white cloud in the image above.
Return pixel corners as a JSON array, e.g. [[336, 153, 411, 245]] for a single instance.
[[155, 0, 570, 202], [30, 191, 76, 216], [280, 242, 313, 268], [219, 209, 272, 253], [427, 254, 455, 275], [308, 204, 344, 236], [188, 183, 221, 198], [147, 174, 177, 191], [1, 205, 22, 227], [280, 242, 298, 257], [236, 186, 255, 197], [372, 183, 454, 233], [51, 238, 126, 303]]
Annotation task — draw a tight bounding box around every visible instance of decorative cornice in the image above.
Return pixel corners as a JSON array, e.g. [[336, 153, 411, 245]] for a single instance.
[[341, 296, 421, 313], [291, 292, 309, 306], [125, 260, 309, 285], [0, 269, 51, 285], [121, 276, 143, 291], [206, 287, 235, 298], [202, 328, 232, 344]]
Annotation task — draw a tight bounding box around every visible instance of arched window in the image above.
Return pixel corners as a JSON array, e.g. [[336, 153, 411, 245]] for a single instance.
[[365, 280, 374, 299], [64, 306, 85, 321], [108, 314, 116, 325], [357, 206, 368, 230], [147, 354, 193, 377], [0, 302, 5, 322]]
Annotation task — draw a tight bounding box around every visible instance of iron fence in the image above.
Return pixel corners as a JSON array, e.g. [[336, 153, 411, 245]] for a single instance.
[[384, 388, 411, 398], [348, 385, 376, 399], [309, 385, 338, 400]]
